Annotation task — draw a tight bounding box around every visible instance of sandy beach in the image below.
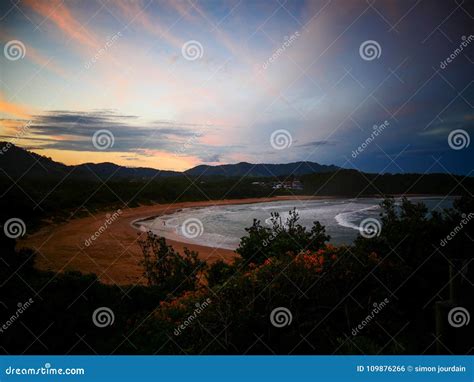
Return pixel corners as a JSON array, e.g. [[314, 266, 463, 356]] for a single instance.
[[19, 196, 322, 285]]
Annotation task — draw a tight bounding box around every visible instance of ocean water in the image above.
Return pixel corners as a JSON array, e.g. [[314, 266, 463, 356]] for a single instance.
[[135, 197, 455, 250]]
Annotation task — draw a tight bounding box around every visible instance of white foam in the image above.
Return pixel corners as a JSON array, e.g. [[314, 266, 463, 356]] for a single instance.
[[132, 197, 454, 248], [334, 205, 379, 231]]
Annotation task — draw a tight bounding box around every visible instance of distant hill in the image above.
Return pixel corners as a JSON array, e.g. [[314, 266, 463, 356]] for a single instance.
[[0, 143, 180, 181], [2, 144, 472, 198], [301, 170, 474, 196], [185, 162, 339, 177], [74, 162, 179, 180], [0, 143, 70, 179], [0, 143, 338, 180], [1, 143, 472, 227]]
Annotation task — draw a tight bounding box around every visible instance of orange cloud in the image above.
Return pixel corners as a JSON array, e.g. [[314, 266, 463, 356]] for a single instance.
[[23, 0, 135, 103], [24, 0, 100, 51], [0, 94, 31, 119], [33, 148, 198, 172], [114, 1, 183, 49], [164, 0, 195, 22]]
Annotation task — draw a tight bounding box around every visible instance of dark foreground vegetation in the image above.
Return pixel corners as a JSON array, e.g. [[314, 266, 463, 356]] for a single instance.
[[1, 197, 472, 354]]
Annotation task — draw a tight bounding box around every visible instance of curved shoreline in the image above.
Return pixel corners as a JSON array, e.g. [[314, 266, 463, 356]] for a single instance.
[[19, 196, 323, 285], [18, 194, 452, 285]]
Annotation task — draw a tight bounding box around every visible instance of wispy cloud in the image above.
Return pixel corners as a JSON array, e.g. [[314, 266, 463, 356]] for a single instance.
[[296, 140, 338, 148], [24, 0, 100, 51], [0, 93, 32, 119], [0, 0, 471, 173], [113, 0, 184, 49], [1, 110, 220, 154]]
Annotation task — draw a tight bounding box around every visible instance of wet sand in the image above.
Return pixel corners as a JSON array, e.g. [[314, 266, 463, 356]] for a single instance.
[[19, 196, 322, 285]]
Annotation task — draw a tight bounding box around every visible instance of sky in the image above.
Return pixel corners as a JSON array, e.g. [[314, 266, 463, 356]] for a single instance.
[[0, 0, 473, 174]]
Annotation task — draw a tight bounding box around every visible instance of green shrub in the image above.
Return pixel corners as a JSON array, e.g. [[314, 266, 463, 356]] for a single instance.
[[138, 233, 206, 292], [236, 208, 330, 264]]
